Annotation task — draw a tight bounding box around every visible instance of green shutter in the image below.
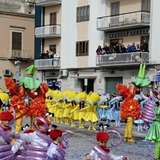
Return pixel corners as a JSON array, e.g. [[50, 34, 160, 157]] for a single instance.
[[106, 77, 122, 94]]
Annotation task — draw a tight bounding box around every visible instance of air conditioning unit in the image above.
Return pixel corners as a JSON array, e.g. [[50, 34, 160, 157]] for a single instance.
[[3, 69, 12, 77], [59, 70, 68, 77]]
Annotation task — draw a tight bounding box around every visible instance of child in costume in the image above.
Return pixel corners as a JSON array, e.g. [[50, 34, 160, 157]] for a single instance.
[[86, 131, 130, 160], [80, 92, 107, 130], [145, 100, 160, 160], [70, 92, 87, 128], [0, 110, 15, 159], [140, 86, 158, 134], [9, 117, 53, 160], [47, 129, 74, 160], [62, 91, 76, 126]]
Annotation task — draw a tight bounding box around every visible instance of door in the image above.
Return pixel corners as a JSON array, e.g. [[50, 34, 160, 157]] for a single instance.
[[106, 77, 123, 94], [81, 79, 94, 94], [50, 12, 57, 33], [110, 39, 119, 47]]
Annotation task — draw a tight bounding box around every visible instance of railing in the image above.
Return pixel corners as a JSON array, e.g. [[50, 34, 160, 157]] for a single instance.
[[97, 11, 150, 30], [34, 58, 60, 68], [35, 25, 61, 37], [96, 52, 149, 65], [35, 0, 61, 4], [8, 50, 31, 59]]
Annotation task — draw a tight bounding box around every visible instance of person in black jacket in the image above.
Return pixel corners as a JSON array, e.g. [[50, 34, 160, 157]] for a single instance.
[[142, 40, 149, 52]]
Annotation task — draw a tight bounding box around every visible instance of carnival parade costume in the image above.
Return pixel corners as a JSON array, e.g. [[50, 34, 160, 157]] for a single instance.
[[70, 92, 87, 129], [80, 92, 107, 130], [145, 104, 160, 159], [140, 88, 158, 133], [116, 83, 141, 143], [87, 130, 127, 160], [4, 65, 48, 133], [62, 91, 76, 126]]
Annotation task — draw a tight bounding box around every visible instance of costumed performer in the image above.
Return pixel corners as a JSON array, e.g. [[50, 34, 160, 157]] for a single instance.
[[140, 85, 158, 134], [145, 100, 160, 160], [54, 91, 65, 124], [62, 91, 76, 126], [116, 83, 141, 143], [69, 92, 87, 129], [47, 129, 74, 160], [86, 131, 130, 160], [80, 92, 107, 131], [0, 109, 17, 159], [9, 117, 53, 160]]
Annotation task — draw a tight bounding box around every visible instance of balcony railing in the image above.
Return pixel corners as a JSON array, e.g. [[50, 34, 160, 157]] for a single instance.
[[96, 52, 149, 66], [97, 11, 150, 31], [8, 50, 31, 59], [35, 0, 61, 6], [35, 25, 61, 38], [34, 58, 60, 69]]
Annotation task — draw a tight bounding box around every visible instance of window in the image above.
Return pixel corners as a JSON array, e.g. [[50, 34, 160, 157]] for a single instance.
[[77, 6, 90, 22], [111, 2, 119, 15], [111, 2, 120, 25], [12, 32, 22, 50], [49, 45, 56, 54], [142, 0, 150, 11], [76, 41, 89, 56], [50, 12, 56, 25]]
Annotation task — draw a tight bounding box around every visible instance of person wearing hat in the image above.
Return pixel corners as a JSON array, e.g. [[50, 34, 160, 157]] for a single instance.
[[0, 111, 16, 159], [47, 129, 74, 160], [86, 132, 130, 160], [9, 118, 52, 147]]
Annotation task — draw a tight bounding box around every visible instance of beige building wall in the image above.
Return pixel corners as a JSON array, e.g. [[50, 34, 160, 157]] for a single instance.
[[44, 38, 61, 56], [0, 61, 33, 91], [0, 12, 34, 91], [77, 0, 89, 68], [0, 13, 34, 58], [45, 5, 61, 25], [109, 0, 141, 14]]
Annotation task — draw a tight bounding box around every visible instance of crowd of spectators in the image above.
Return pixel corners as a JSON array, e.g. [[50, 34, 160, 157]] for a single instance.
[[96, 40, 149, 55], [40, 50, 54, 59]]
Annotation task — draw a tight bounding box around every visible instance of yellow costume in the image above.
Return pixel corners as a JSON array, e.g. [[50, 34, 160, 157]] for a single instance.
[[54, 91, 64, 124], [70, 92, 87, 128], [80, 92, 107, 130], [62, 91, 76, 126]]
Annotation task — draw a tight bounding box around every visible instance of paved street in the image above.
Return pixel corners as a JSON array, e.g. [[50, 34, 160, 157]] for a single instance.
[[23, 118, 155, 160]]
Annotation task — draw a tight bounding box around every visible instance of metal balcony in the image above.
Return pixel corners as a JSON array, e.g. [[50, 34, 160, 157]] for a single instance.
[[35, 25, 61, 38], [34, 58, 60, 70], [97, 11, 150, 32], [8, 50, 31, 60], [35, 0, 61, 6], [96, 52, 150, 67]]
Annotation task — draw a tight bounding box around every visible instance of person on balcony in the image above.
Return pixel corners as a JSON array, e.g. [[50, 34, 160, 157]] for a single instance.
[[103, 45, 109, 54], [121, 45, 127, 53], [127, 42, 136, 52], [141, 40, 149, 52], [40, 51, 47, 59], [96, 45, 102, 55], [48, 50, 53, 58]]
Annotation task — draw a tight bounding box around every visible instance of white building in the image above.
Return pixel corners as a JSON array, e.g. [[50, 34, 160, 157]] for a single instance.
[[34, 0, 160, 94]]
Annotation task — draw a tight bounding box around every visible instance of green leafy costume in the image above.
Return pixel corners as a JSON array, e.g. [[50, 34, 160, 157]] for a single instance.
[[19, 65, 41, 90], [145, 106, 160, 159], [132, 63, 150, 87]]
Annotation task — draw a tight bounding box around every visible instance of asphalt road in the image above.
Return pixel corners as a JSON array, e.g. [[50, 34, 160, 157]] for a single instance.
[[22, 117, 155, 160]]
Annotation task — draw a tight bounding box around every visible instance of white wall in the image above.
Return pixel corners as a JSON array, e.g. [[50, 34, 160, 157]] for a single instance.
[[61, 0, 107, 69], [150, 0, 160, 62], [88, 0, 107, 67], [61, 0, 78, 69]]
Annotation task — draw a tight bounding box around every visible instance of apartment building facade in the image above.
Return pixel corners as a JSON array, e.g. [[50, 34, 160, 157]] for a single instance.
[[34, 0, 160, 94], [0, 0, 35, 91]]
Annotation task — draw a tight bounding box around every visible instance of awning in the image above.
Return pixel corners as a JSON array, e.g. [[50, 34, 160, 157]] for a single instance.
[[71, 76, 97, 79]]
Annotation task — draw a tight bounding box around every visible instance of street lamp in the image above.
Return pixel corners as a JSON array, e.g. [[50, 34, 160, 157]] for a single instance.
[[15, 60, 21, 83]]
